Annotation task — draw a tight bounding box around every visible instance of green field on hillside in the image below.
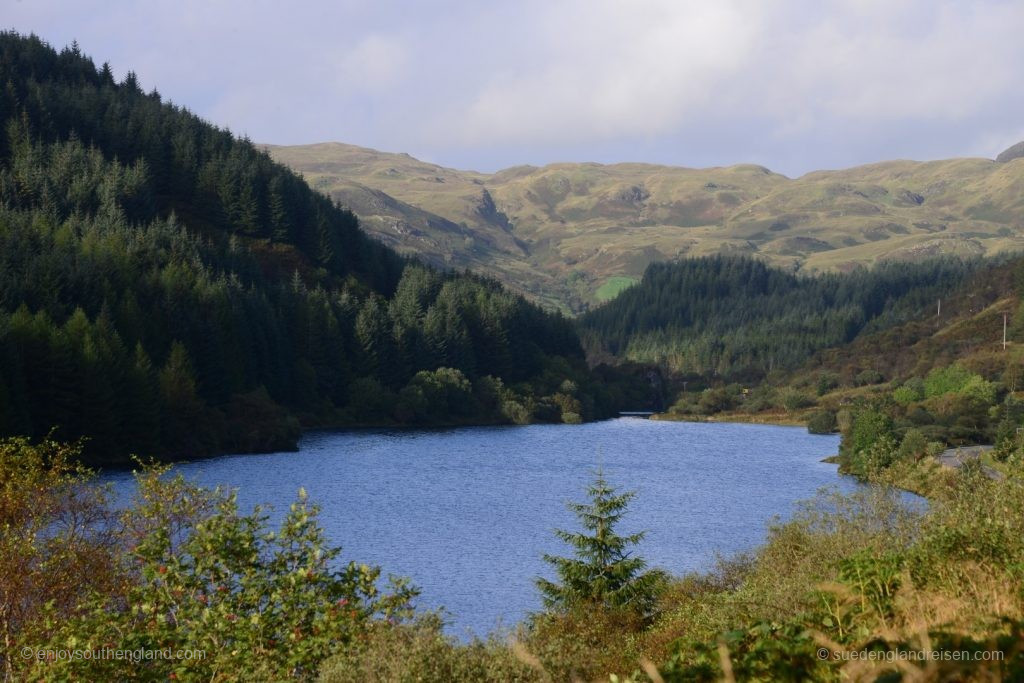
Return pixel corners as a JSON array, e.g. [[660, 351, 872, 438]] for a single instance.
[[595, 276, 639, 302]]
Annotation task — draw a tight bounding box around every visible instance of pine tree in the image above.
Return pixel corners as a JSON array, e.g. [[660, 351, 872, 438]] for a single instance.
[[159, 341, 209, 453], [354, 296, 397, 383], [267, 175, 292, 242], [536, 470, 663, 613], [122, 343, 161, 456]]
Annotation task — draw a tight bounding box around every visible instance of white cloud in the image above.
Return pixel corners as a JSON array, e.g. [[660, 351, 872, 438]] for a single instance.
[[772, 1, 1024, 122], [336, 34, 409, 94], [443, 0, 1024, 150], [5, 0, 1024, 172], [456, 0, 760, 144]]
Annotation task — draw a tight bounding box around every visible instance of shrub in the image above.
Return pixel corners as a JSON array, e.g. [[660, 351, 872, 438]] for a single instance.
[[845, 407, 894, 460], [501, 399, 533, 425], [406, 367, 475, 421], [45, 474, 416, 681], [960, 375, 997, 405], [1, 437, 122, 677], [348, 377, 395, 422], [924, 364, 974, 398], [223, 387, 302, 452], [994, 395, 1024, 445], [552, 392, 583, 422], [318, 615, 534, 683], [816, 372, 840, 396], [394, 384, 429, 423], [858, 434, 900, 476], [473, 375, 505, 414], [5, 442, 418, 682], [854, 369, 884, 386], [743, 386, 777, 412], [696, 387, 734, 415], [531, 398, 562, 422], [892, 378, 924, 405], [778, 388, 813, 412], [892, 386, 918, 404], [906, 405, 935, 425], [897, 428, 928, 460], [807, 410, 838, 434], [524, 606, 647, 682], [836, 408, 853, 433]]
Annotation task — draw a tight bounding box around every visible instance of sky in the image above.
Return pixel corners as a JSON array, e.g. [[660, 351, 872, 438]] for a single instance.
[[5, 0, 1024, 177]]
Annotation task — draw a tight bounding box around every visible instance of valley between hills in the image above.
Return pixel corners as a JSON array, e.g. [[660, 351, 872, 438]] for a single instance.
[[265, 141, 1024, 313]]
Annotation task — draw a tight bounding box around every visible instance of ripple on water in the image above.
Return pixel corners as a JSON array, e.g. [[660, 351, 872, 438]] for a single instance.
[[103, 418, 852, 638]]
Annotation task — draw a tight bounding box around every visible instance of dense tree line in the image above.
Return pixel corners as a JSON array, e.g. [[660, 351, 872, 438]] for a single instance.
[[579, 254, 978, 382], [0, 33, 624, 465]]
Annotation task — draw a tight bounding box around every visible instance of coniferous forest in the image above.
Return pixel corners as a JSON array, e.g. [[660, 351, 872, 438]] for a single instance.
[[579, 254, 979, 381], [0, 33, 633, 466]]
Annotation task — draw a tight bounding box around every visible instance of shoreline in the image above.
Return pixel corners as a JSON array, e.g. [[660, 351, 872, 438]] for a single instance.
[[650, 410, 810, 428]]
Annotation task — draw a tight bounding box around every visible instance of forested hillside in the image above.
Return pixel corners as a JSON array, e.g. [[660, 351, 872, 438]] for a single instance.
[[579, 255, 979, 381], [0, 33, 623, 465]]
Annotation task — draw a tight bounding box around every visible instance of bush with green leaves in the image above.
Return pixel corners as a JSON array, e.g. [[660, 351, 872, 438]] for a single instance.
[[777, 388, 814, 413], [696, 387, 735, 415], [841, 406, 896, 476], [892, 377, 925, 404], [318, 615, 535, 683], [845, 407, 893, 455], [1, 437, 122, 677], [13, 459, 416, 682], [394, 367, 475, 424], [960, 374, 998, 405], [897, 428, 928, 460], [854, 369, 884, 386], [654, 476, 1024, 682], [806, 410, 838, 434], [816, 371, 841, 396], [923, 363, 974, 398]]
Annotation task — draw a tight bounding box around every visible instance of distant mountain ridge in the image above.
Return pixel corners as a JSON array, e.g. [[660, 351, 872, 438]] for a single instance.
[[265, 141, 1024, 314]]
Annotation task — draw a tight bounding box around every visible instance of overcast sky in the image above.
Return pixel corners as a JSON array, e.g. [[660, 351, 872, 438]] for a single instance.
[[5, 0, 1024, 176]]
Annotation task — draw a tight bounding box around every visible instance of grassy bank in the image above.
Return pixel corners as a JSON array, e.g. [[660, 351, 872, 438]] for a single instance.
[[651, 410, 810, 427]]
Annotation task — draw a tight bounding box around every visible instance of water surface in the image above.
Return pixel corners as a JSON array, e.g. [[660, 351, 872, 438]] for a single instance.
[[104, 418, 850, 637]]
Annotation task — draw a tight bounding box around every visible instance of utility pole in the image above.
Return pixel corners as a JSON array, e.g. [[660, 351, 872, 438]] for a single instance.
[[937, 298, 941, 317], [1004, 312, 1008, 350]]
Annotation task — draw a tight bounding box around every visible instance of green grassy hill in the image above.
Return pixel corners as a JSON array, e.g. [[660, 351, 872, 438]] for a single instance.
[[266, 142, 1024, 313]]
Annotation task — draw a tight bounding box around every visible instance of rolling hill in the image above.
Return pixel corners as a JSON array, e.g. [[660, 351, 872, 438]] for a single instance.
[[266, 142, 1024, 313]]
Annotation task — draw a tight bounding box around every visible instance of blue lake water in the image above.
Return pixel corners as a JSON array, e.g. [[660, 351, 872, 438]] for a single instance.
[[102, 418, 851, 638]]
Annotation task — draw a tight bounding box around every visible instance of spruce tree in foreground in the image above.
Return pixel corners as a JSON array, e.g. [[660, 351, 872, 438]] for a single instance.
[[537, 470, 664, 614]]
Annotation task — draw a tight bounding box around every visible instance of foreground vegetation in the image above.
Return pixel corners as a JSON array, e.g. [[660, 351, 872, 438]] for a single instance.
[[5, 436, 1023, 681]]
